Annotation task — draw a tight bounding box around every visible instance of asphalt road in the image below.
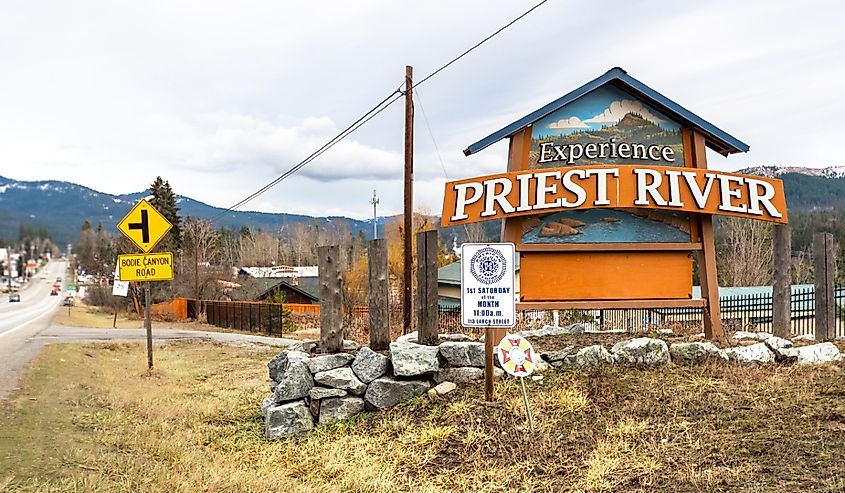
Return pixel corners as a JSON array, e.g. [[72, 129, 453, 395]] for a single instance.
[[0, 260, 65, 337], [0, 262, 296, 401]]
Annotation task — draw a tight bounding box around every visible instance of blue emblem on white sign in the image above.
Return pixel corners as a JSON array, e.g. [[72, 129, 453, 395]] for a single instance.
[[469, 247, 507, 285]]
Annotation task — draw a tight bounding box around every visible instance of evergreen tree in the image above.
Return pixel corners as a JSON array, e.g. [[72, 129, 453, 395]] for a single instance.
[[149, 176, 183, 251]]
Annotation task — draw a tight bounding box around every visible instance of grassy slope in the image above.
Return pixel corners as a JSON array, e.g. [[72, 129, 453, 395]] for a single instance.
[[1, 341, 844, 492]]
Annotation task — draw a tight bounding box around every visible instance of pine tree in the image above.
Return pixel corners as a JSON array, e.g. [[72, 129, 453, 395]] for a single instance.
[[149, 176, 183, 251]]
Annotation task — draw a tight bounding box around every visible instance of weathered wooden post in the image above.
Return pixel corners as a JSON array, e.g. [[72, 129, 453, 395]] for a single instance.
[[416, 230, 439, 345], [773, 224, 791, 338], [813, 232, 835, 341], [318, 245, 344, 353], [368, 239, 390, 350]]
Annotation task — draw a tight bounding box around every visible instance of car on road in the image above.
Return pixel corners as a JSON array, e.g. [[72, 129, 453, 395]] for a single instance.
[[50, 288, 59, 296], [9, 293, 20, 302]]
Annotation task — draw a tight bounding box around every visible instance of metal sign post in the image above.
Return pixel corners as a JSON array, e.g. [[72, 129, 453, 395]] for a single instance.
[[460, 243, 515, 402], [115, 198, 174, 371]]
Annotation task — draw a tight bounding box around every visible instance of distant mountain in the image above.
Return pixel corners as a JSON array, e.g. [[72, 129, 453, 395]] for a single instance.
[[736, 166, 845, 211], [3, 166, 838, 248], [0, 176, 390, 246], [0, 175, 495, 249]]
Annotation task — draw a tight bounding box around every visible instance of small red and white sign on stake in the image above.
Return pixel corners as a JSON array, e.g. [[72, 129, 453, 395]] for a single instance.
[[496, 333, 536, 430], [496, 334, 536, 377]]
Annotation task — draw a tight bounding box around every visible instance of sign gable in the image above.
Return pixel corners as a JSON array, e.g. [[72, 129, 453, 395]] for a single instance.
[[530, 85, 684, 168]]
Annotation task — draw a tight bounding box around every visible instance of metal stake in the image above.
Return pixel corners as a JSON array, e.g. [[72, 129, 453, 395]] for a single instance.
[[520, 376, 534, 431]]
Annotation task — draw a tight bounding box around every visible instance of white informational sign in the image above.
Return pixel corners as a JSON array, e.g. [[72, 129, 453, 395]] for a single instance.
[[112, 264, 129, 297], [496, 334, 536, 377], [460, 243, 516, 327]]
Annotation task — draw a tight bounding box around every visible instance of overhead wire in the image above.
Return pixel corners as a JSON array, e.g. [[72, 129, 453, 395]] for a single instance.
[[212, 0, 551, 220], [415, 86, 476, 242]]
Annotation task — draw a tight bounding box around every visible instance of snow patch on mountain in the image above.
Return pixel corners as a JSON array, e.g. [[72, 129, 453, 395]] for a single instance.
[[738, 166, 845, 178]]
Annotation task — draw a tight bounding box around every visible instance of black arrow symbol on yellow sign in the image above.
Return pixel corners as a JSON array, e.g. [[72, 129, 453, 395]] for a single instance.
[[128, 209, 150, 244]]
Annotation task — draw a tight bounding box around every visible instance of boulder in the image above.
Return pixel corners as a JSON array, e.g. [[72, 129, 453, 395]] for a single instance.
[[431, 381, 457, 396], [541, 347, 575, 367], [313, 367, 367, 395], [318, 397, 365, 425], [732, 331, 771, 342], [656, 328, 674, 336], [306, 353, 355, 374], [764, 336, 794, 352], [390, 340, 440, 376], [611, 338, 670, 365], [439, 341, 485, 367], [792, 334, 815, 343], [568, 345, 615, 368], [343, 339, 359, 351], [724, 343, 775, 366], [309, 386, 347, 400], [273, 360, 314, 403], [669, 342, 728, 365], [351, 346, 390, 383], [396, 331, 418, 343], [439, 333, 472, 342], [780, 342, 843, 365], [287, 341, 318, 354], [265, 400, 314, 439], [260, 394, 275, 418], [267, 349, 309, 382], [689, 333, 706, 341], [517, 323, 585, 338], [365, 377, 431, 410], [433, 366, 504, 383]]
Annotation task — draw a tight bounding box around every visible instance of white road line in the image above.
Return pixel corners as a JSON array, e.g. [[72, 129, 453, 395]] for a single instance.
[[0, 299, 60, 339]]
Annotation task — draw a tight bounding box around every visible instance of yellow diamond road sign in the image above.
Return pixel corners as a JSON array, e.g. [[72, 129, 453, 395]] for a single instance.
[[118, 252, 174, 281], [117, 199, 173, 253]]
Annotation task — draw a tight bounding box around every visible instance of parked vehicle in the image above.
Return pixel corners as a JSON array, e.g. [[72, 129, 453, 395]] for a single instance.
[[9, 293, 20, 302], [62, 296, 73, 306]]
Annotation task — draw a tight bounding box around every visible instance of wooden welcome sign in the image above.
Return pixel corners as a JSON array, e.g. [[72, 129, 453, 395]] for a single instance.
[[443, 67, 789, 339]]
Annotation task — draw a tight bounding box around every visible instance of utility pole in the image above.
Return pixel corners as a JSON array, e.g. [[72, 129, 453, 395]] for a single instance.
[[403, 65, 414, 334], [370, 189, 379, 239]]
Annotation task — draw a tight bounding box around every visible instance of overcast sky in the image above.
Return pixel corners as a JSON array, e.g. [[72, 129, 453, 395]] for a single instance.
[[1, 0, 843, 220]]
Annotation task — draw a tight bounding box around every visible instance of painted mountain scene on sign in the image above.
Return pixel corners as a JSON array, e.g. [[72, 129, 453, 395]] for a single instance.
[[529, 85, 684, 167], [520, 209, 690, 244]]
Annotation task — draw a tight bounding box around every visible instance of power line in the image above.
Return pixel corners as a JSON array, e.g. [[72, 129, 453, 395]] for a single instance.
[[413, 87, 449, 180], [415, 0, 550, 88], [213, 0, 551, 220], [211, 86, 404, 221]]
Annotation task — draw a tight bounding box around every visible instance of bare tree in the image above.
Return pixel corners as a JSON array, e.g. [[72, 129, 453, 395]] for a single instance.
[[716, 217, 773, 286], [238, 229, 279, 266]]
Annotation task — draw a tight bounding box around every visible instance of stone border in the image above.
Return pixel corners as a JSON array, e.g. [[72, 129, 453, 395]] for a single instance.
[[261, 328, 843, 439]]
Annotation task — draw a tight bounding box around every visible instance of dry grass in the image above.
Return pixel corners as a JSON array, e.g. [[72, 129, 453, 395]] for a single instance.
[[52, 305, 143, 329], [2, 341, 845, 492]]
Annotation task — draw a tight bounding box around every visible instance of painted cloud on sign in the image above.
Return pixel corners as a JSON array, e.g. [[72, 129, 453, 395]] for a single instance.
[[585, 99, 666, 127], [547, 116, 590, 130]]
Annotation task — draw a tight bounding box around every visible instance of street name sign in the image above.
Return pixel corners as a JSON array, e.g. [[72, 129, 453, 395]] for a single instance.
[[117, 199, 173, 253], [461, 243, 516, 327], [118, 252, 174, 282]]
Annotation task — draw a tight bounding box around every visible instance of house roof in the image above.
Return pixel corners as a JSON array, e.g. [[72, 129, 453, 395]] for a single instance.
[[463, 67, 749, 158], [231, 277, 319, 302], [438, 257, 521, 286], [238, 265, 319, 278]]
